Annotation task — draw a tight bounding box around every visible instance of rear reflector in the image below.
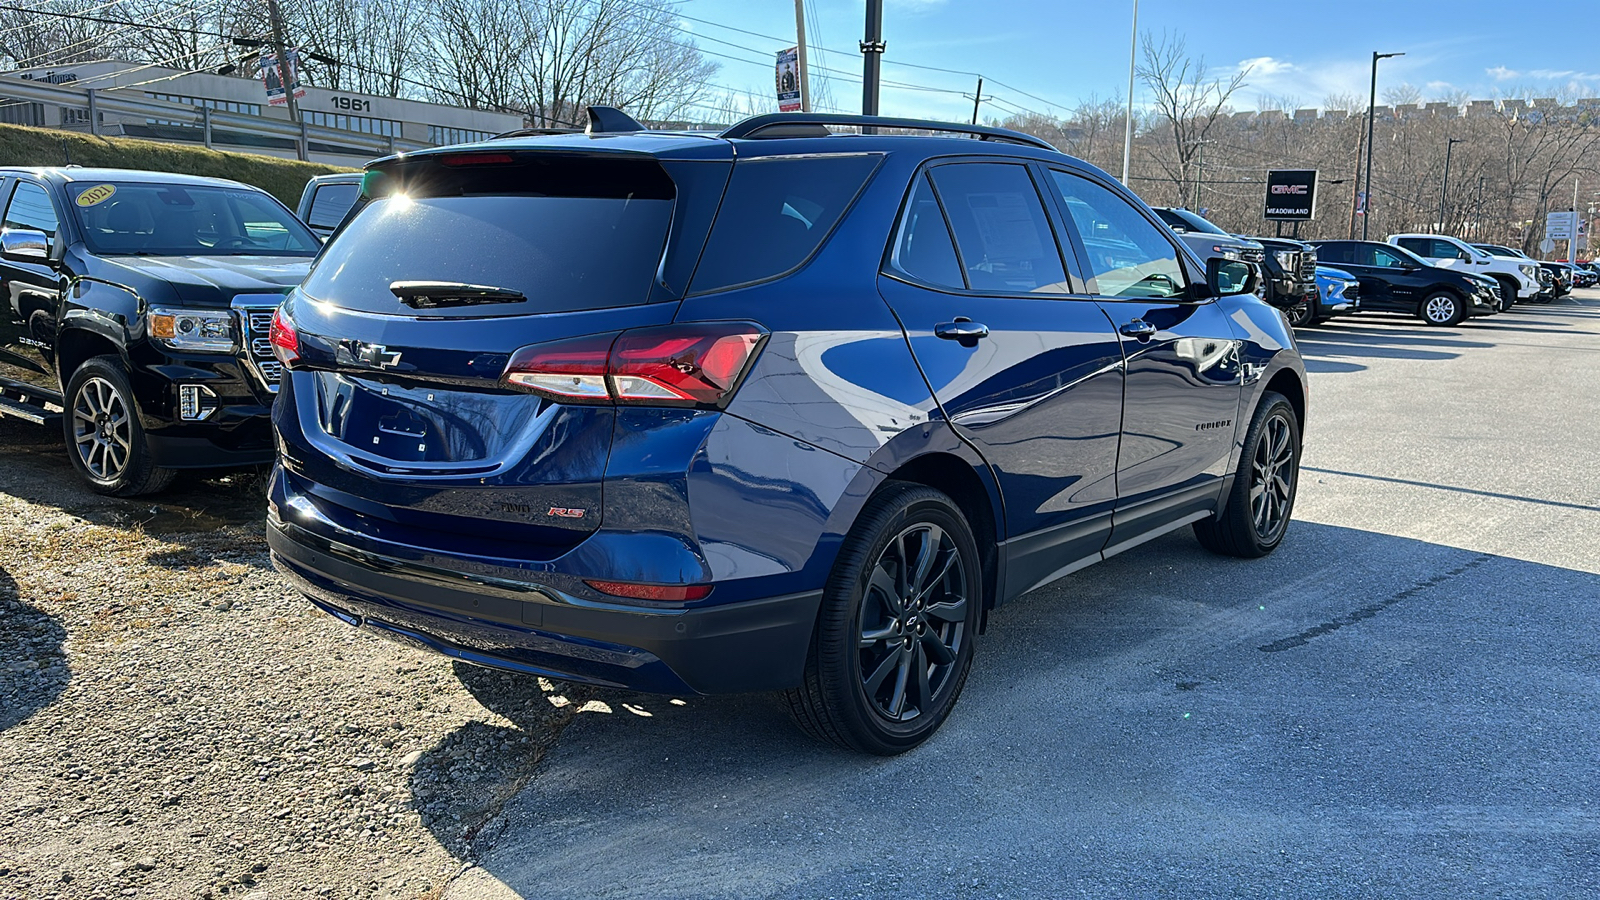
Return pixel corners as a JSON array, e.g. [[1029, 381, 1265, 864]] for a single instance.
[[585, 580, 713, 602], [502, 322, 767, 408], [269, 307, 300, 367]]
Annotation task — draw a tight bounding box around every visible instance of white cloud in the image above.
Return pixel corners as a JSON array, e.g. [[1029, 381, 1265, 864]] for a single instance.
[[1488, 65, 1519, 81], [1238, 56, 1295, 76]]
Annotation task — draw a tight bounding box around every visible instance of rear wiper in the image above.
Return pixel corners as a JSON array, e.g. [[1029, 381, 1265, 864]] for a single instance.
[[389, 281, 527, 309]]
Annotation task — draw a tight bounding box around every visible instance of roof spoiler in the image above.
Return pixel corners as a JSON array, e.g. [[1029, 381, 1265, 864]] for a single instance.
[[719, 113, 1057, 152]]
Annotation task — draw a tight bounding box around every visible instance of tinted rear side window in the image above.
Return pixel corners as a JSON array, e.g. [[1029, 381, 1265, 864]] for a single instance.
[[929, 163, 1068, 294], [301, 156, 675, 317], [307, 182, 359, 230], [888, 173, 964, 290], [689, 154, 881, 294]]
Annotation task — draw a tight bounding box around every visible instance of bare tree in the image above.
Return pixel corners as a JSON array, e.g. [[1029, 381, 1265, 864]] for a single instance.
[[1137, 31, 1250, 208]]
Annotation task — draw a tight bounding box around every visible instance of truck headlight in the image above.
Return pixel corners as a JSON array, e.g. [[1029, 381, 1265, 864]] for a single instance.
[[1213, 245, 1241, 261], [1519, 264, 1538, 279], [1274, 249, 1297, 268], [149, 308, 236, 353]]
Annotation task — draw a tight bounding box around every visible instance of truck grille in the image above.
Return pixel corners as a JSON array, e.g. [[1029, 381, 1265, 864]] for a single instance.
[[233, 299, 285, 393], [1242, 248, 1266, 263], [1298, 251, 1317, 280]]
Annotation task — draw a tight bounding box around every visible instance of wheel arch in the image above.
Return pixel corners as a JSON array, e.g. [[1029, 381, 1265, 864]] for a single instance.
[[55, 328, 123, 385], [1263, 367, 1305, 428], [880, 451, 1004, 624]]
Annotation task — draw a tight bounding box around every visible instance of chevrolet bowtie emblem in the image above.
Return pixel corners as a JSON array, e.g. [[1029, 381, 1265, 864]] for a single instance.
[[341, 340, 403, 369]]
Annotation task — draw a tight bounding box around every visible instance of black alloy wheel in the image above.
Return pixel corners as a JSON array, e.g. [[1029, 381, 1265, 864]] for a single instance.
[[1285, 298, 1314, 328], [784, 483, 981, 755], [1194, 391, 1301, 558]]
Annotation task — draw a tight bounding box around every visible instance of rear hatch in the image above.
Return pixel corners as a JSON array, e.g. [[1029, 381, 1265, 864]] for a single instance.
[[277, 145, 730, 556]]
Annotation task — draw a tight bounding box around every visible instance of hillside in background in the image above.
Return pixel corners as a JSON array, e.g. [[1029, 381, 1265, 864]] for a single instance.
[[0, 124, 354, 207]]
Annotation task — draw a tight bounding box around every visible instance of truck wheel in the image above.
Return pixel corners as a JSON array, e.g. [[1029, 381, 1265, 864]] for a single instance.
[[1493, 276, 1518, 311], [783, 483, 981, 755], [1285, 299, 1314, 327], [63, 356, 175, 496], [1194, 391, 1301, 558], [1419, 291, 1465, 326]]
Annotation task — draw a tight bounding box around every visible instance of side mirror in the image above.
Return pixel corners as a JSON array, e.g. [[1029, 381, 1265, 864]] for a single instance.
[[1206, 257, 1257, 297], [0, 228, 51, 264]]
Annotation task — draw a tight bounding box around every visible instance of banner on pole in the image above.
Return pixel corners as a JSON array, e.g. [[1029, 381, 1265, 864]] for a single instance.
[[259, 49, 305, 107], [776, 47, 801, 113]]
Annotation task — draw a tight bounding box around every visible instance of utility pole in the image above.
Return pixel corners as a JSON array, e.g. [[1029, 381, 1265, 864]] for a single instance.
[[1438, 137, 1463, 234], [1572, 175, 1581, 262], [1348, 121, 1365, 240], [264, 0, 305, 161], [1121, 0, 1138, 185], [860, 0, 884, 124], [793, 0, 811, 112], [1363, 50, 1404, 240], [970, 77, 984, 125]]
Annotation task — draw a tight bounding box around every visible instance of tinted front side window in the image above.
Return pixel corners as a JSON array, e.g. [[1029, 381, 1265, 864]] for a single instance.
[[307, 183, 359, 230], [1314, 243, 1351, 265], [929, 163, 1067, 294], [1372, 247, 1409, 268], [1050, 171, 1185, 300], [1394, 237, 1431, 257], [4, 182, 59, 242], [690, 154, 881, 294], [888, 173, 964, 290]]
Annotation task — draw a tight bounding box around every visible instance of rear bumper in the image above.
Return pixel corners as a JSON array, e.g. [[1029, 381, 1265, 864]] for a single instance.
[[267, 514, 822, 695]]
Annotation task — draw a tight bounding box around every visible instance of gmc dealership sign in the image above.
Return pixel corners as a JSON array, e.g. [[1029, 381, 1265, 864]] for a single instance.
[[1264, 169, 1318, 221]]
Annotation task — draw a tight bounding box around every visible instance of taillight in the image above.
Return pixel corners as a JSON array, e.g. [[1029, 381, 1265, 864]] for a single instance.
[[502, 322, 767, 408], [269, 307, 300, 367]]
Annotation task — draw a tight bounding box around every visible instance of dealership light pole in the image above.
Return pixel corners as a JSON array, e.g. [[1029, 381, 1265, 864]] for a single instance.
[[1362, 50, 1404, 240], [1121, 0, 1139, 185], [1438, 137, 1463, 234], [860, 0, 884, 121]]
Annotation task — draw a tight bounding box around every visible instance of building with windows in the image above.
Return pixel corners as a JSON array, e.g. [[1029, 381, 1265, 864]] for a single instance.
[[1, 61, 522, 166]]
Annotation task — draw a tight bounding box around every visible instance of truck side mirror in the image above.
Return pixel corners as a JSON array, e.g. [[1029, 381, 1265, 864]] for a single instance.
[[0, 228, 51, 264]]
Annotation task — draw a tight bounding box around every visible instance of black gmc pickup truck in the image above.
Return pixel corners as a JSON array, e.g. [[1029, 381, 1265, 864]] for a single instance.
[[0, 168, 318, 495]]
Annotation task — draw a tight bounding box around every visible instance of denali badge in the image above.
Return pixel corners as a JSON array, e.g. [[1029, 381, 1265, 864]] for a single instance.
[[338, 340, 403, 370]]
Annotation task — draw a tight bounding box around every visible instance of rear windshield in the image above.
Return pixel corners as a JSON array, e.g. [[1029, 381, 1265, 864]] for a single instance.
[[300, 155, 675, 316], [70, 181, 319, 257], [689, 154, 881, 294]]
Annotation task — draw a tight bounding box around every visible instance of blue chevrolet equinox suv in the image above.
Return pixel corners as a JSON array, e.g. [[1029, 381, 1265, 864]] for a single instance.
[[267, 109, 1307, 754]]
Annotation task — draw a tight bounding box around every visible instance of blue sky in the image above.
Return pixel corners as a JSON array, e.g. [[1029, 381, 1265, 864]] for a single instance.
[[677, 0, 1600, 121]]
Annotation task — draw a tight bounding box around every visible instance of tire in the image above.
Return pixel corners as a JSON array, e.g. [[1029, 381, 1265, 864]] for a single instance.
[[1193, 391, 1301, 559], [1418, 290, 1466, 326], [62, 356, 176, 496], [1492, 276, 1518, 312], [783, 483, 982, 755], [1284, 299, 1314, 328]]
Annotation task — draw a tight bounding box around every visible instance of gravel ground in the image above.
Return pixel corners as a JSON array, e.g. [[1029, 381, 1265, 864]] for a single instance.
[[0, 419, 590, 899]]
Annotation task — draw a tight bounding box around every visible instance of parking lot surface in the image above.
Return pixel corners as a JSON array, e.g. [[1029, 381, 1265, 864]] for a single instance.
[[448, 295, 1600, 900], [2, 295, 1597, 899]]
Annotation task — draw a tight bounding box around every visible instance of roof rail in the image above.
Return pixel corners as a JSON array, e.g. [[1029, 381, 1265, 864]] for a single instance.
[[719, 113, 1058, 152]]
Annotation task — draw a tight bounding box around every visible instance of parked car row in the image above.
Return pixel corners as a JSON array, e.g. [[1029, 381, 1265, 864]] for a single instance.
[[0, 112, 1312, 755], [1149, 207, 1589, 328]]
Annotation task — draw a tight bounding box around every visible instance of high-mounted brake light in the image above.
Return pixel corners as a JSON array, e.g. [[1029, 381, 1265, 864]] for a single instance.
[[502, 322, 767, 408], [585, 580, 713, 602], [269, 307, 300, 367], [439, 152, 515, 167]]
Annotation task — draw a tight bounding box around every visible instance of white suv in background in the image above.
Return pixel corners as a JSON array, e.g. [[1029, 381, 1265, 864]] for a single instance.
[[1387, 233, 1540, 310]]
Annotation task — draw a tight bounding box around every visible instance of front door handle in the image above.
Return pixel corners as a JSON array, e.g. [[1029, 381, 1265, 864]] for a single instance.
[[935, 317, 990, 347], [1119, 318, 1157, 341]]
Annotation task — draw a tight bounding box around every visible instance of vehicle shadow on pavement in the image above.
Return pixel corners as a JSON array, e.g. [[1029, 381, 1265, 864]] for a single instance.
[[438, 522, 1600, 900], [0, 418, 271, 571], [0, 565, 70, 733]]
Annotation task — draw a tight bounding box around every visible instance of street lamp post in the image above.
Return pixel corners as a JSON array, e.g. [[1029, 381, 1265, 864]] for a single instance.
[[1439, 137, 1463, 234], [1362, 50, 1404, 240]]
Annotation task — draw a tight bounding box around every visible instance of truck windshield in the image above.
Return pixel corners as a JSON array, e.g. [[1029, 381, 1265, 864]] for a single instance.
[[1156, 207, 1229, 235], [69, 182, 319, 257]]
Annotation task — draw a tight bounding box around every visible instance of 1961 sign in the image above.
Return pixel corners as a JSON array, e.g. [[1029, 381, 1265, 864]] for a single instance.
[[1264, 169, 1318, 221]]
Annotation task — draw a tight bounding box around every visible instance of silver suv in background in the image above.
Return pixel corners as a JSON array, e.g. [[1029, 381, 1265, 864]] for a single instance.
[[1153, 207, 1265, 268], [1388, 233, 1539, 311]]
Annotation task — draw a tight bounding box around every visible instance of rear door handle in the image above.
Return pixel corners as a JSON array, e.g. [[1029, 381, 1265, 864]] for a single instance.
[[1118, 318, 1157, 341], [935, 317, 990, 347]]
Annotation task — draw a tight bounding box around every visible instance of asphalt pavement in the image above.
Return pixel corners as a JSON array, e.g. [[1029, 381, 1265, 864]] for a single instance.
[[448, 293, 1600, 900]]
